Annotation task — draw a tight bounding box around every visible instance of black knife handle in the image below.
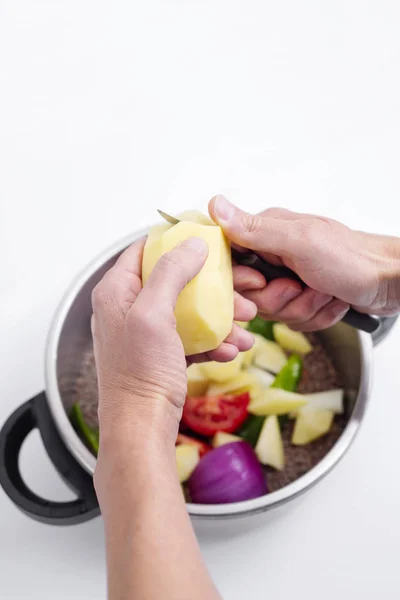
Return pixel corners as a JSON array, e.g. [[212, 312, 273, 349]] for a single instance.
[[232, 250, 380, 334]]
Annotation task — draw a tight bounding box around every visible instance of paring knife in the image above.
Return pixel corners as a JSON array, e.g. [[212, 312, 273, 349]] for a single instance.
[[157, 210, 380, 334]]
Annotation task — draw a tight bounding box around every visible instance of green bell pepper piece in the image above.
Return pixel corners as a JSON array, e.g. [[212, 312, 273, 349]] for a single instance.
[[237, 415, 266, 447], [271, 354, 303, 392], [240, 354, 303, 442], [70, 403, 99, 454], [247, 316, 275, 340]]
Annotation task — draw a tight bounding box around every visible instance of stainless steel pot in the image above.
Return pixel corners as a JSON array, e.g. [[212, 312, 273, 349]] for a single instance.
[[0, 230, 397, 525]]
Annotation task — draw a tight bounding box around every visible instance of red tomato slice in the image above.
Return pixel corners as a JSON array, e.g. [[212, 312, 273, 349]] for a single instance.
[[182, 392, 250, 437], [176, 433, 211, 457]]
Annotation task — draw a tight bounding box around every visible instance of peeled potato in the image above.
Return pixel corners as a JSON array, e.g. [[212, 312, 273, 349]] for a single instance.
[[253, 335, 287, 374], [187, 363, 209, 397], [212, 431, 241, 447], [176, 444, 200, 482], [247, 365, 275, 388], [292, 409, 334, 445], [142, 215, 234, 355], [273, 323, 312, 355], [178, 210, 215, 226], [199, 352, 244, 382], [255, 415, 285, 470], [142, 222, 171, 281], [207, 371, 260, 399], [290, 389, 344, 417], [248, 387, 308, 416], [242, 340, 256, 367]]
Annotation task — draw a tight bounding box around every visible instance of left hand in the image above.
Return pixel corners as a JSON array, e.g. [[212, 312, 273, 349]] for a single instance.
[[91, 236, 256, 442]]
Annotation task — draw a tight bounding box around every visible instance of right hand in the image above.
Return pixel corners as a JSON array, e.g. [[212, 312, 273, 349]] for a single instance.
[[209, 195, 400, 331]]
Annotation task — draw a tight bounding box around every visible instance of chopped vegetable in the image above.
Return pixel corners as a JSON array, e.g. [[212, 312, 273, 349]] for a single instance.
[[292, 409, 334, 445], [188, 442, 267, 503], [235, 321, 249, 329], [253, 336, 287, 374], [187, 364, 209, 397], [271, 354, 303, 392], [176, 433, 211, 457], [247, 316, 275, 340], [273, 323, 312, 355], [242, 342, 257, 368], [290, 389, 344, 417], [199, 353, 244, 383], [70, 403, 99, 454], [255, 415, 284, 470], [248, 388, 308, 416], [207, 372, 260, 400], [178, 209, 215, 225], [182, 392, 250, 436], [247, 365, 275, 388], [176, 444, 200, 482], [143, 216, 234, 355], [212, 431, 242, 447], [236, 415, 266, 447]]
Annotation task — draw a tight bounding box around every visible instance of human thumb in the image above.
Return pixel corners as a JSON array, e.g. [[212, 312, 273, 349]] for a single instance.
[[209, 195, 290, 255], [139, 237, 209, 309]]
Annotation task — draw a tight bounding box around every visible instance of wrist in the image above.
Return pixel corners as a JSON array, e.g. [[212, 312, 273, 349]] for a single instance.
[[98, 386, 180, 440], [368, 233, 400, 314], [96, 390, 179, 466], [94, 400, 178, 507]]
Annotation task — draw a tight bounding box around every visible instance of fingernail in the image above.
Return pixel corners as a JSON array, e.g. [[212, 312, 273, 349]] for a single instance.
[[247, 300, 258, 319], [311, 292, 332, 310], [181, 236, 209, 257], [281, 286, 302, 303], [330, 300, 349, 319], [240, 330, 256, 351], [213, 195, 235, 223]]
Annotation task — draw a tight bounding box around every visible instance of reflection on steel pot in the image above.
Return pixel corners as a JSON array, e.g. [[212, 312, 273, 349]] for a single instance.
[[0, 230, 397, 524]]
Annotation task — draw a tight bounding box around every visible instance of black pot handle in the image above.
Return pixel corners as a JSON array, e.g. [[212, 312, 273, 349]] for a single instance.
[[0, 392, 100, 525]]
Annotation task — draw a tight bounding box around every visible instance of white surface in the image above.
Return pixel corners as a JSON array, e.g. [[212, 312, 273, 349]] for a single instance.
[[1, 1, 400, 598]]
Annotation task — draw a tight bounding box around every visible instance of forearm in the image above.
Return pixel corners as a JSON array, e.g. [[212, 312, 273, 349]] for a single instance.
[[354, 231, 400, 315], [95, 408, 221, 600]]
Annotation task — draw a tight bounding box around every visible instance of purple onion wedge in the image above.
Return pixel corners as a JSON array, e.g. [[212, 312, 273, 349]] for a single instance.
[[188, 441, 268, 504]]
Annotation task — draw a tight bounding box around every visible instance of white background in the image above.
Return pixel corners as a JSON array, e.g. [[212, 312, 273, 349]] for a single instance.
[[1, 1, 400, 598]]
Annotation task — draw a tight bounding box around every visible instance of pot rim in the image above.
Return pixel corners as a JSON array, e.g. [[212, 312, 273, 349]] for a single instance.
[[45, 229, 373, 518]]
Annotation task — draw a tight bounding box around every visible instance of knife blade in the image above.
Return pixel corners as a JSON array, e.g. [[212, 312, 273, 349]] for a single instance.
[[157, 209, 180, 225]]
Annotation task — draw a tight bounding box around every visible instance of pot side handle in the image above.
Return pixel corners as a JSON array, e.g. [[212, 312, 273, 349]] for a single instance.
[[0, 392, 99, 525], [371, 315, 398, 347]]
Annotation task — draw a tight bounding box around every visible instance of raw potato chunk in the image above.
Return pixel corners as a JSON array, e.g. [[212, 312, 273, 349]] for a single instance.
[[207, 371, 260, 400], [255, 415, 284, 470], [142, 223, 171, 281], [143, 217, 234, 355], [292, 409, 334, 445], [242, 341, 256, 367], [253, 336, 287, 374], [176, 444, 200, 482], [178, 210, 215, 226], [247, 365, 275, 388], [199, 353, 244, 382], [291, 389, 344, 417], [187, 364, 209, 397], [248, 388, 308, 416], [212, 432, 241, 447], [273, 323, 312, 355]]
